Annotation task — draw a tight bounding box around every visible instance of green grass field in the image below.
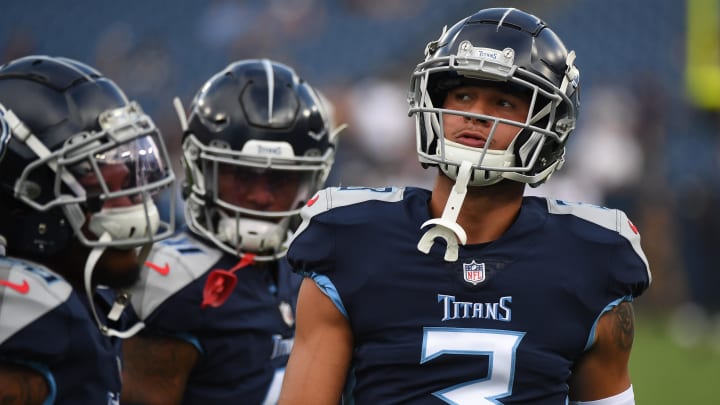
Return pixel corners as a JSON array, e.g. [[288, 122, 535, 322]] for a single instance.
[[632, 316, 720, 403]]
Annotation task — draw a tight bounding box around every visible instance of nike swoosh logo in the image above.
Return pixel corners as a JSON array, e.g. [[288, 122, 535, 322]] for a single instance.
[[306, 194, 320, 207], [0, 279, 30, 294], [145, 261, 170, 276]]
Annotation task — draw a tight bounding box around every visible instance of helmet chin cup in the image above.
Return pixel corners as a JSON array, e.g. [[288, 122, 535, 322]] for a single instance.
[[217, 215, 286, 254], [438, 139, 514, 187], [418, 160, 473, 262], [88, 201, 160, 245]]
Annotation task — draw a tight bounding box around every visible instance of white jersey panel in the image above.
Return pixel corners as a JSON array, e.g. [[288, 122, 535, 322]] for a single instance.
[[129, 232, 223, 320], [293, 186, 406, 238], [0, 257, 72, 344]]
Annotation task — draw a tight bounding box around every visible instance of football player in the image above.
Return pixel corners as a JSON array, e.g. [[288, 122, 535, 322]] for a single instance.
[[280, 8, 650, 405], [121, 59, 342, 404], [0, 55, 175, 403]]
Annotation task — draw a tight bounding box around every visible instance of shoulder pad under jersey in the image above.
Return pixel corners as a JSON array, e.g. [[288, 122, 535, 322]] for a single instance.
[[0, 257, 72, 344], [546, 199, 651, 283], [129, 233, 223, 319], [294, 186, 405, 232]]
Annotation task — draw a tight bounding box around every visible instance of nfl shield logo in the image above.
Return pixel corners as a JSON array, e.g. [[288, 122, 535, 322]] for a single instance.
[[278, 301, 295, 327], [463, 260, 486, 285]]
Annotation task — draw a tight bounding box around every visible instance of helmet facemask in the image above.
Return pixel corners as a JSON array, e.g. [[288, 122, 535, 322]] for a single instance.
[[6, 102, 175, 249], [182, 134, 331, 261], [410, 40, 578, 188], [410, 8, 580, 262]]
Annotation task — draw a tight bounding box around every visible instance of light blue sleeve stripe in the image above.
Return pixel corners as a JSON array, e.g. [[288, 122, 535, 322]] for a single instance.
[[172, 332, 204, 356], [584, 296, 633, 351], [41, 366, 56, 405], [13, 360, 57, 405], [308, 273, 348, 319]]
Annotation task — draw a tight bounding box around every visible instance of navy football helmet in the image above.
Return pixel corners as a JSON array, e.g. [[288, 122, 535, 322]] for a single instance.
[[178, 59, 340, 261], [0, 55, 175, 256], [409, 7, 580, 187]]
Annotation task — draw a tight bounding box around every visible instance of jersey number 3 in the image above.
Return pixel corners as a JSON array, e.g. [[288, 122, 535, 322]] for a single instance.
[[421, 327, 525, 404]]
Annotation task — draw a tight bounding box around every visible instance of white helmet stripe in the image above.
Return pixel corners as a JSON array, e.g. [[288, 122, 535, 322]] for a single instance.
[[262, 59, 275, 124], [497, 8, 517, 30]]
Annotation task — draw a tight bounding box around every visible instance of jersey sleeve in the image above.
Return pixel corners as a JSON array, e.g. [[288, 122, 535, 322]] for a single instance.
[[546, 199, 651, 349], [288, 186, 405, 276], [0, 258, 76, 395], [287, 186, 406, 317], [548, 199, 651, 296], [0, 258, 73, 346]]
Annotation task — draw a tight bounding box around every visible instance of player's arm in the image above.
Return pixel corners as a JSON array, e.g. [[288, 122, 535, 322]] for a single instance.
[[568, 301, 636, 404], [279, 277, 353, 405], [121, 334, 200, 405], [0, 364, 50, 405]]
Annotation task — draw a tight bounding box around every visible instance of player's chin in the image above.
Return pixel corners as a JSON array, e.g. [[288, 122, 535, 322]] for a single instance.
[[95, 248, 142, 289]]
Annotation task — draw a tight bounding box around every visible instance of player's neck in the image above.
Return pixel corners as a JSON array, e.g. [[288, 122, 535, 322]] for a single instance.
[[430, 174, 524, 245]]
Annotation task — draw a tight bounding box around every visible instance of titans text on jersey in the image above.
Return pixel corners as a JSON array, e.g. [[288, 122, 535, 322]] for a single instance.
[[439, 294, 512, 322]]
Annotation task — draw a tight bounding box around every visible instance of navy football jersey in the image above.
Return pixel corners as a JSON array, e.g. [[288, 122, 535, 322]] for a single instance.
[[129, 230, 301, 404], [287, 187, 651, 405], [0, 256, 122, 404]]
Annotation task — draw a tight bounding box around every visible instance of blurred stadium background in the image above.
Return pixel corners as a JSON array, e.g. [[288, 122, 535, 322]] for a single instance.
[[1, 0, 719, 401]]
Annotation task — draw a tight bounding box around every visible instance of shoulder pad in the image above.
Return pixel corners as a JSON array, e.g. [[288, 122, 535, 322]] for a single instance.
[[0, 257, 72, 344], [129, 233, 223, 319], [547, 199, 633, 235], [296, 186, 404, 229], [547, 199, 651, 283]]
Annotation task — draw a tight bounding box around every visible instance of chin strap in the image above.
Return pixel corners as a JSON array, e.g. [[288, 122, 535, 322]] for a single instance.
[[417, 160, 473, 262], [84, 232, 146, 338]]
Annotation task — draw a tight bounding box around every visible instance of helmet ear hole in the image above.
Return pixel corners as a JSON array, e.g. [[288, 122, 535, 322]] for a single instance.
[[308, 109, 325, 135]]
